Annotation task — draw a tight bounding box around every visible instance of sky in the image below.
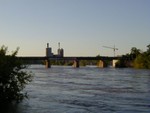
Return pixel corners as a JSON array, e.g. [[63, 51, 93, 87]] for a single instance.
[[0, 0, 150, 56]]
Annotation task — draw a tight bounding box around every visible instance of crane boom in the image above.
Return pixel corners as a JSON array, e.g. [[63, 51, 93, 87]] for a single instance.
[[102, 45, 118, 56], [103, 46, 118, 50]]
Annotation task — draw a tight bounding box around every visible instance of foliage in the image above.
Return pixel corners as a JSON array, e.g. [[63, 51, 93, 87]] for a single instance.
[[133, 50, 150, 69], [116, 45, 150, 69], [50, 59, 98, 66], [146, 44, 150, 54], [130, 47, 141, 60], [115, 59, 126, 68], [129, 44, 150, 69], [115, 54, 133, 68], [0, 46, 32, 104]]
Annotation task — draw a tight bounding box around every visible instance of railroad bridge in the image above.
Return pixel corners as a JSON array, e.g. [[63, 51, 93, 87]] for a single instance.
[[18, 56, 121, 68]]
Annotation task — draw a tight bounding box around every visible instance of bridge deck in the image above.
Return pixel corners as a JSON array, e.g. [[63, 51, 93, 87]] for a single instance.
[[18, 56, 121, 61]]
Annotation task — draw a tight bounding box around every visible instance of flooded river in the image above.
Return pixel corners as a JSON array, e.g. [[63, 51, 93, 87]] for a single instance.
[[4, 65, 150, 113]]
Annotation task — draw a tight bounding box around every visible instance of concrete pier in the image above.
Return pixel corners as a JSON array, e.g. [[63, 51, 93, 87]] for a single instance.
[[73, 59, 79, 68], [112, 60, 119, 67], [45, 59, 51, 68], [97, 60, 107, 68]]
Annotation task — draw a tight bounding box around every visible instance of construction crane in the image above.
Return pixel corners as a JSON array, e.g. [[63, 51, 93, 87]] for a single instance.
[[103, 45, 118, 57]]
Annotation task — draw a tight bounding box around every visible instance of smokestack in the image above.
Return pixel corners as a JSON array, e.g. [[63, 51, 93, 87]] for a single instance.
[[47, 43, 49, 48], [58, 42, 60, 49]]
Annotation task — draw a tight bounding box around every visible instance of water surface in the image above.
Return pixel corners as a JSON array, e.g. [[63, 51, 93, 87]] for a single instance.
[[7, 65, 150, 113]]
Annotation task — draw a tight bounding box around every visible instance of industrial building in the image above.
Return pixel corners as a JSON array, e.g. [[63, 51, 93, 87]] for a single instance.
[[57, 42, 64, 57], [46, 43, 53, 57], [46, 42, 64, 57]]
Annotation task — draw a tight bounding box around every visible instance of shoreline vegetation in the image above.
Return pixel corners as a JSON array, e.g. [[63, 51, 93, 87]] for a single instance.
[[116, 44, 150, 69], [0, 46, 32, 107]]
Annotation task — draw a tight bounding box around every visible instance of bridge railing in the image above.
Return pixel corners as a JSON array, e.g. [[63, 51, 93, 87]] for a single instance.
[[17, 56, 122, 61]]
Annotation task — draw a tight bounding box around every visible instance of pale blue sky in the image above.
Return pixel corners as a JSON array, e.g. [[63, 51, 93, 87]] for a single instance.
[[0, 0, 150, 56]]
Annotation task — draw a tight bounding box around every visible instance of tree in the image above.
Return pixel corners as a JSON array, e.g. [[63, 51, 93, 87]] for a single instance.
[[130, 47, 141, 59], [0, 46, 32, 104], [146, 44, 150, 55], [133, 44, 150, 69]]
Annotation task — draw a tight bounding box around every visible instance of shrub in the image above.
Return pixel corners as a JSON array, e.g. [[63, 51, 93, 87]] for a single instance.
[[0, 46, 32, 104]]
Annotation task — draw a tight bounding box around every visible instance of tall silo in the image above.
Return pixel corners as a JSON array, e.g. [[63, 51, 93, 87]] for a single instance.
[[46, 43, 53, 57], [57, 42, 64, 57]]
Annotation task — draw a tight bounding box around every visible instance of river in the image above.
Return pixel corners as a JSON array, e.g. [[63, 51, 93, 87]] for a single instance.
[[4, 65, 150, 113]]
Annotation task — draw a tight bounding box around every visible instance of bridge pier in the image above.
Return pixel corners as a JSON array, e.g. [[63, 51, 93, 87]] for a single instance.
[[73, 59, 79, 68], [112, 59, 119, 67], [45, 59, 51, 68], [97, 60, 107, 68]]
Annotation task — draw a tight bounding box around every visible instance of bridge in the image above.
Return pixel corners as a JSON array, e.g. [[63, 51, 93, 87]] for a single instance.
[[18, 56, 121, 68]]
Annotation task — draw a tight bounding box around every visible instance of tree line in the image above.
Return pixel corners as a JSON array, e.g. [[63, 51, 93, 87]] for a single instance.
[[116, 44, 150, 69], [132, 44, 150, 69]]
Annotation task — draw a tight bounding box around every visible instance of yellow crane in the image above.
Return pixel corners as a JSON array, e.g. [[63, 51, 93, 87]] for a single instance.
[[103, 45, 118, 57]]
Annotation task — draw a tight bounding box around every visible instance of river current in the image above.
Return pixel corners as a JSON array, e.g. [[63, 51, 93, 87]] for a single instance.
[[6, 65, 150, 113]]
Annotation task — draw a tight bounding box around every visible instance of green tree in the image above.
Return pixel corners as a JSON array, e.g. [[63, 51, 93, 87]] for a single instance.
[[146, 44, 150, 54], [0, 46, 32, 104], [134, 54, 150, 69], [133, 44, 150, 69], [130, 47, 141, 59]]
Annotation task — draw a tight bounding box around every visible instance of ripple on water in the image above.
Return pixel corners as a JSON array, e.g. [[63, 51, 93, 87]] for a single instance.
[[15, 65, 150, 113]]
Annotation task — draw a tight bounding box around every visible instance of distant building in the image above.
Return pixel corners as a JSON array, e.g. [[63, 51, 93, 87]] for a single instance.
[[45, 42, 64, 57], [46, 43, 53, 57], [57, 42, 64, 57], [58, 48, 64, 57]]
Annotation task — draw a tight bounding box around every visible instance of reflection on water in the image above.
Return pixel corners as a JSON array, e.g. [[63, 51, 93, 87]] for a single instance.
[[2, 65, 150, 113]]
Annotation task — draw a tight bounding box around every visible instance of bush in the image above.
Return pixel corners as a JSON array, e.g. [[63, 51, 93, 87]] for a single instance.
[[134, 54, 150, 69], [0, 46, 32, 104]]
